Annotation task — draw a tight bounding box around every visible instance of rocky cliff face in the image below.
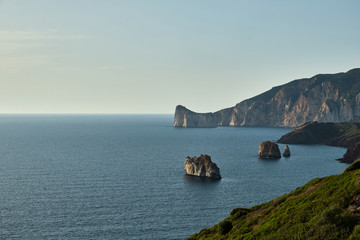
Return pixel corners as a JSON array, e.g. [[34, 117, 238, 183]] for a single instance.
[[173, 105, 218, 128], [174, 68, 360, 127], [174, 105, 233, 128], [184, 155, 221, 179]]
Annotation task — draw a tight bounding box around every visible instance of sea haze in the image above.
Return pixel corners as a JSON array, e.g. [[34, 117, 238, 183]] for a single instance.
[[0, 115, 347, 239]]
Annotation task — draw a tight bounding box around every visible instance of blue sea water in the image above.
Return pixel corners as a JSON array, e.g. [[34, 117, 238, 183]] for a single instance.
[[0, 114, 347, 240]]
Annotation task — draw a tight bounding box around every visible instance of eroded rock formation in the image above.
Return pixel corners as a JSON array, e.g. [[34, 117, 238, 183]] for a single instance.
[[184, 154, 221, 179], [174, 68, 360, 128], [258, 141, 281, 159]]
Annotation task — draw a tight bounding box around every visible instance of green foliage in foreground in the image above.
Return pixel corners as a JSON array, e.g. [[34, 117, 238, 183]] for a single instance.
[[188, 160, 360, 240]]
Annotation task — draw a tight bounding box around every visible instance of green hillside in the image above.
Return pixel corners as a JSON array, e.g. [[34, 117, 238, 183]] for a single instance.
[[188, 160, 360, 240]]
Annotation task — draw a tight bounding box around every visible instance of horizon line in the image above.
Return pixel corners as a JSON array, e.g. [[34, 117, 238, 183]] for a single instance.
[[0, 113, 174, 115]]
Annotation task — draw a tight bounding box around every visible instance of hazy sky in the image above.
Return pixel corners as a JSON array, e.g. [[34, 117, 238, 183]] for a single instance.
[[0, 0, 359, 114]]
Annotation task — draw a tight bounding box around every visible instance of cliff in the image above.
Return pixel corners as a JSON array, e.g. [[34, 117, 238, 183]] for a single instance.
[[188, 160, 360, 239], [174, 106, 217, 128], [174, 68, 360, 127]]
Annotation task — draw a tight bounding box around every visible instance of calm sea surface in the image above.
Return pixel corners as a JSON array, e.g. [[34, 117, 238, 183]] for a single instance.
[[0, 115, 347, 239]]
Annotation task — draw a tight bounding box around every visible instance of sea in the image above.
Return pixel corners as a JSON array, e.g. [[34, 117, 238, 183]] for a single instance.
[[0, 114, 348, 240]]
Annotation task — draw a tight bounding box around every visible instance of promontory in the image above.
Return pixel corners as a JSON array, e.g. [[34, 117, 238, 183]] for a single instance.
[[174, 68, 360, 128]]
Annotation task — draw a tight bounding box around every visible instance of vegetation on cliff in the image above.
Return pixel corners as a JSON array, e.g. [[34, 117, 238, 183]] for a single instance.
[[188, 160, 360, 240]]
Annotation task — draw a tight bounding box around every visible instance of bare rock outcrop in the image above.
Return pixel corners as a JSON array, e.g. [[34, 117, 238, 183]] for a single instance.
[[258, 141, 281, 159], [283, 145, 291, 157], [338, 142, 360, 163], [184, 155, 221, 179]]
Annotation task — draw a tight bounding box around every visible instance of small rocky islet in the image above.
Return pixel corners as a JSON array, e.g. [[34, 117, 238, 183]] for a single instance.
[[184, 154, 221, 179], [258, 141, 281, 159]]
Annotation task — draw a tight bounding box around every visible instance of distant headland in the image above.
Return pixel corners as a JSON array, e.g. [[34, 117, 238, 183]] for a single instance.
[[278, 121, 360, 163], [174, 68, 360, 128]]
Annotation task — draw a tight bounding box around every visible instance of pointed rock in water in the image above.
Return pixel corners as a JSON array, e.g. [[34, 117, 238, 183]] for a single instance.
[[258, 141, 281, 159], [283, 145, 291, 157], [184, 154, 221, 179]]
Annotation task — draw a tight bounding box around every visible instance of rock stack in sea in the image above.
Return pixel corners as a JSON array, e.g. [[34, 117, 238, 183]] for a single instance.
[[258, 141, 281, 159], [184, 154, 221, 179], [283, 145, 291, 157]]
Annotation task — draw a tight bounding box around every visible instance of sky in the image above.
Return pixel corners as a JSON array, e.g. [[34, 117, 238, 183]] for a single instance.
[[0, 0, 359, 114]]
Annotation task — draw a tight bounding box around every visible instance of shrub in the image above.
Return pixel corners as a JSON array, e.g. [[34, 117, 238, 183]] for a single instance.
[[338, 211, 358, 229], [349, 225, 360, 240], [230, 207, 251, 219], [320, 204, 358, 229], [344, 159, 360, 172], [319, 205, 343, 225], [312, 223, 338, 239], [272, 194, 287, 207], [217, 220, 233, 235]]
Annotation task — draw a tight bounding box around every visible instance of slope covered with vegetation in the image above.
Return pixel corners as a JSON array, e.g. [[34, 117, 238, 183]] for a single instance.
[[188, 160, 360, 240]]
